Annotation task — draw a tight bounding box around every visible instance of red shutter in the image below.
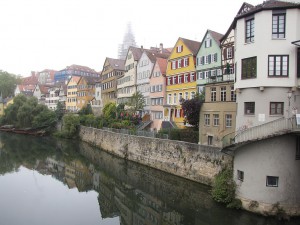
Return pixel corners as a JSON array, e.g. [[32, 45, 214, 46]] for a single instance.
[[187, 73, 190, 82], [175, 109, 177, 117], [181, 58, 184, 66], [176, 61, 178, 69], [176, 46, 178, 53], [187, 57, 190, 66], [166, 77, 168, 86], [180, 109, 184, 118], [223, 48, 227, 60], [181, 45, 183, 52]]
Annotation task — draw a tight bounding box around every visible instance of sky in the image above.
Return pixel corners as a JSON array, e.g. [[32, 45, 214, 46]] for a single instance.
[[0, 0, 266, 76]]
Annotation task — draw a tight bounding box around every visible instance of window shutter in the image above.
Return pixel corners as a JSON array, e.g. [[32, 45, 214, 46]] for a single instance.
[[223, 49, 227, 60], [181, 45, 183, 52], [180, 109, 184, 117], [232, 47, 234, 58], [187, 57, 189, 66], [176, 61, 178, 69], [210, 39, 212, 47], [181, 58, 184, 67], [214, 53, 218, 62]]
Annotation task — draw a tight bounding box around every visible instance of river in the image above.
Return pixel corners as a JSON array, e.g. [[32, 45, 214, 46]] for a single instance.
[[0, 132, 299, 225]]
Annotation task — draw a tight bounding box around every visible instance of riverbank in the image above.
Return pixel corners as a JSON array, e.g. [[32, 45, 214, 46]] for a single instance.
[[79, 125, 232, 186]]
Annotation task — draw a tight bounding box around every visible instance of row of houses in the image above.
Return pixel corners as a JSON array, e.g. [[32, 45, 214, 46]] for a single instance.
[[3, 0, 300, 215]]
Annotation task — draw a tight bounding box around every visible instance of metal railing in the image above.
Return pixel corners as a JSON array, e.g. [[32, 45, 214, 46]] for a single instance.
[[222, 117, 297, 148]]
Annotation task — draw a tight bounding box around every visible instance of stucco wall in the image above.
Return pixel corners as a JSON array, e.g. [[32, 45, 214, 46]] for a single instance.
[[79, 126, 232, 185], [234, 134, 300, 216]]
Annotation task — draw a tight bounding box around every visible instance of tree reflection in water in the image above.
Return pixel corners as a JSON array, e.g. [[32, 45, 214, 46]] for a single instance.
[[0, 132, 299, 225]]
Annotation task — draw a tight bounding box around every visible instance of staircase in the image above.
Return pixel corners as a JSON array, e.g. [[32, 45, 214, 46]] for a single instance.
[[222, 117, 299, 151], [137, 120, 152, 130]]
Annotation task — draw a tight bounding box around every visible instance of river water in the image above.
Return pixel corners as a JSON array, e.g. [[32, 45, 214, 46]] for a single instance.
[[0, 132, 299, 225]]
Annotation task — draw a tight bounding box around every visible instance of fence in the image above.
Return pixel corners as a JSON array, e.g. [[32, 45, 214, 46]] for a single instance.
[[102, 127, 169, 139]]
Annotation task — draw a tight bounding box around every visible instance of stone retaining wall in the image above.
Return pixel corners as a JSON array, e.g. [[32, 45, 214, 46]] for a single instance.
[[79, 126, 232, 185]]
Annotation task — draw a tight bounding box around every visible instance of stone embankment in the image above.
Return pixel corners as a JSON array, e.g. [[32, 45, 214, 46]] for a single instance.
[[79, 126, 232, 185]]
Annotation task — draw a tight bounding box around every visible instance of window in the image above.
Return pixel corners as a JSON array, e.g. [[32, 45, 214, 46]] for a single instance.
[[173, 93, 177, 104], [190, 73, 195, 82], [245, 18, 255, 43], [245, 102, 255, 115], [211, 87, 216, 102], [208, 136, 213, 145], [178, 59, 182, 68], [204, 114, 210, 126], [231, 86, 236, 101], [191, 92, 195, 99], [184, 74, 188, 83], [172, 76, 177, 85], [205, 38, 212, 48], [270, 102, 283, 115], [197, 72, 203, 80], [227, 47, 233, 59], [176, 109, 181, 118], [213, 114, 219, 126], [177, 45, 183, 53], [268, 55, 288, 76], [184, 58, 189, 67], [220, 86, 226, 101], [272, 12, 285, 38], [237, 170, 244, 182], [225, 114, 232, 127], [266, 176, 279, 187], [242, 57, 257, 79], [172, 61, 176, 70], [178, 93, 183, 102], [185, 92, 189, 100], [168, 94, 172, 104], [296, 137, 300, 160], [167, 77, 171, 85]]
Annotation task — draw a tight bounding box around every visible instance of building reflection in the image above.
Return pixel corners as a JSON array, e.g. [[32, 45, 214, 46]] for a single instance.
[[0, 132, 281, 225]]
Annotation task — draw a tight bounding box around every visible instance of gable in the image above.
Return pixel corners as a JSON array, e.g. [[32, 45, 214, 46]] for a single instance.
[[169, 38, 193, 60]]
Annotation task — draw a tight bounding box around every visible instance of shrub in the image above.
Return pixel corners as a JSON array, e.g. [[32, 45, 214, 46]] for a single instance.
[[211, 168, 235, 204]]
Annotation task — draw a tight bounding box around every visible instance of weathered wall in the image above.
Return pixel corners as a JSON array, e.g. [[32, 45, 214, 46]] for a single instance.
[[79, 126, 232, 185]]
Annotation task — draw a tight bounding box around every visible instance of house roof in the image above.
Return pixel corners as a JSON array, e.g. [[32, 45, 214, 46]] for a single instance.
[[67, 75, 81, 85], [208, 30, 224, 46], [106, 57, 125, 70], [221, 0, 300, 42], [81, 76, 99, 85], [21, 75, 38, 85], [59, 64, 99, 74], [180, 38, 201, 55], [156, 58, 168, 76], [128, 46, 144, 61], [145, 50, 170, 63], [236, 0, 299, 19], [38, 85, 51, 94]]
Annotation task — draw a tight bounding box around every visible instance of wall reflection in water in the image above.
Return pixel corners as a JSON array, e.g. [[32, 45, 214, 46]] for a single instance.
[[0, 132, 298, 225]]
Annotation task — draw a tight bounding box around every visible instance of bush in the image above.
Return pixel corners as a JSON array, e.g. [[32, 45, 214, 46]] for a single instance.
[[227, 198, 242, 209], [211, 168, 235, 204]]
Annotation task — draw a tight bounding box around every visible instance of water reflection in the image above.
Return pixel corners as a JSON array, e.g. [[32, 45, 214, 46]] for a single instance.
[[0, 132, 299, 225]]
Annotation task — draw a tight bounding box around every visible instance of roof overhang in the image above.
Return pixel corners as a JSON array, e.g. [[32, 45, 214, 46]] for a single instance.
[[292, 40, 300, 47]]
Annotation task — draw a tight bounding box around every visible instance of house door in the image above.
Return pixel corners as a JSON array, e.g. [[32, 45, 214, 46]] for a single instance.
[[170, 109, 174, 121]]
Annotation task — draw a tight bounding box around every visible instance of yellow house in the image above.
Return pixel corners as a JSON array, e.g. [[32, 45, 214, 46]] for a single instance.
[[164, 37, 201, 128], [77, 76, 98, 110], [66, 76, 81, 112]]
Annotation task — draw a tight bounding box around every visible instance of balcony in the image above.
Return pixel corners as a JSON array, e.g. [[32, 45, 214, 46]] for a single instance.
[[222, 117, 300, 151], [206, 74, 235, 84]]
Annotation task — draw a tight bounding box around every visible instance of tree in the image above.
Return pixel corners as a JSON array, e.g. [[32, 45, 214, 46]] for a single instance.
[[78, 103, 93, 116], [127, 91, 145, 114], [180, 96, 203, 129], [102, 102, 117, 120], [0, 70, 19, 98], [55, 101, 65, 120]]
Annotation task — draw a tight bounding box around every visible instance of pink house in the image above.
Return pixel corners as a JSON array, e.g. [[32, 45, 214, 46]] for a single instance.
[[149, 57, 168, 131]]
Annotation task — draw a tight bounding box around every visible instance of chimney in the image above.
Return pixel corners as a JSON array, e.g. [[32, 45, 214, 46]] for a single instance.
[[160, 43, 163, 53]]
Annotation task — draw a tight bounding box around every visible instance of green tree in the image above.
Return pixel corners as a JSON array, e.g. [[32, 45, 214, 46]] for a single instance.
[[102, 102, 117, 120], [61, 114, 80, 138], [78, 104, 93, 115], [0, 70, 19, 98], [127, 91, 145, 114], [180, 96, 203, 129], [55, 101, 65, 120]]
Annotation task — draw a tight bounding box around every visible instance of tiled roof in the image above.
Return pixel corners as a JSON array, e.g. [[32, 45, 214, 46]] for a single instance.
[[82, 76, 98, 85], [145, 50, 170, 63], [39, 85, 50, 94], [208, 30, 223, 46], [106, 58, 125, 70], [128, 46, 144, 61], [180, 38, 201, 55], [59, 64, 98, 74], [236, 0, 300, 19], [21, 75, 38, 85], [156, 58, 168, 76]]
